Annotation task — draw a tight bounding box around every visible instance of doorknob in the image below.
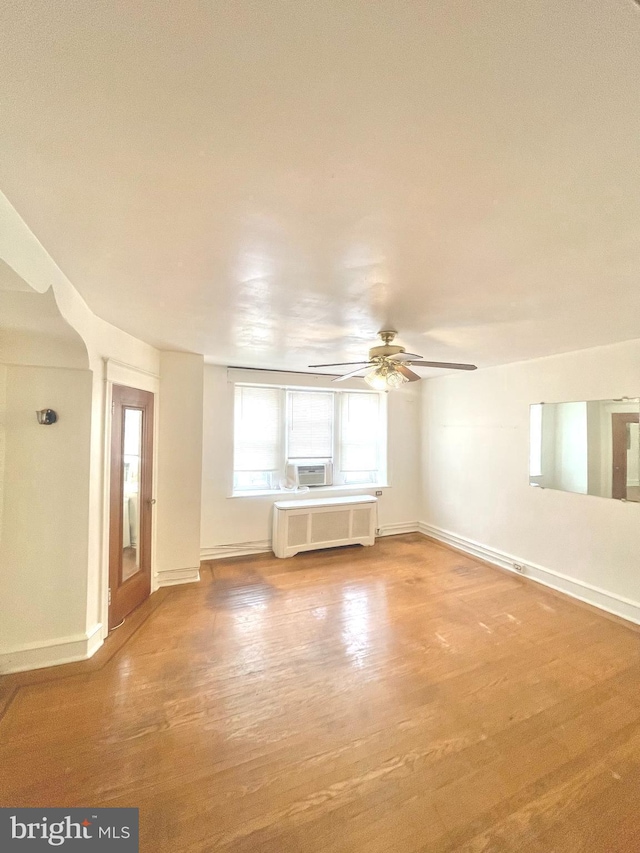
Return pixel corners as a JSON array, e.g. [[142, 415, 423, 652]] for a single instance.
[[147, 498, 156, 505]]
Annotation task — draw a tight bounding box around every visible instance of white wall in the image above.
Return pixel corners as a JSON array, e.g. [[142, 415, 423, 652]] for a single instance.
[[156, 352, 204, 585], [421, 338, 640, 622], [201, 365, 421, 554], [0, 364, 6, 550], [0, 365, 93, 662]]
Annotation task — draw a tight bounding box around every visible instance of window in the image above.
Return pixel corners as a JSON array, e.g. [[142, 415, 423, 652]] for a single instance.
[[288, 391, 333, 460], [339, 391, 381, 484], [234, 386, 283, 491], [233, 384, 386, 492]]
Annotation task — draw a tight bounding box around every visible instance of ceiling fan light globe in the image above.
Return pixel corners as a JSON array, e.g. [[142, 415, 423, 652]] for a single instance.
[[364, 362, 409, 390], [386, 370, 409, 388], [364, 369, 389, 391]]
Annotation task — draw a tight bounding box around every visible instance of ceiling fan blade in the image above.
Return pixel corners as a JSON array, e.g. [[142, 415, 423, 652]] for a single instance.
[[390, 352, 424, 362], [308, 361, 373, 368], [410, 361, 477, 371], [394, 363, 421, 382], [332, 365, 373, 381]]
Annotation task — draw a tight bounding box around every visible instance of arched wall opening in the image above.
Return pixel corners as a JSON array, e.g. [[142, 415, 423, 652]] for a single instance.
[[0, 275, 96, 671], [0, 192, 203, 674]]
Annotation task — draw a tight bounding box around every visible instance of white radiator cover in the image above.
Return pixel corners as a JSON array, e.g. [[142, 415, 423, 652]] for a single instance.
[[272, 495, 377, 558]]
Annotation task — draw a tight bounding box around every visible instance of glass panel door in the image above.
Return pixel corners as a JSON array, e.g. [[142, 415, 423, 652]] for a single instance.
[[109, 385, 154, 629], [122, 407, 143, 582], [626, 421, 640, 502]]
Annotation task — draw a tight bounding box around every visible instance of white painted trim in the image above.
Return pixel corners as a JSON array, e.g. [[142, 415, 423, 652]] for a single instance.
[[200, 524, 420, 559], [418, 522, 640, 626], [201, 540, 272, 560], [0, 623, 103, 675], [149, 391, 160, 595], [200, 521, 422, 560], [156, 566, 201, 587], [104, 358, 160, 393], [376, 522, 419, 537], [0, 362, 89, 372], [86, 622, 104, 658], [100, 377, 113, 640]]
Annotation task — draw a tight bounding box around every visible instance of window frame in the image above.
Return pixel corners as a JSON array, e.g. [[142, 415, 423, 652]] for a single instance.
[[231, 382, 388, 495]]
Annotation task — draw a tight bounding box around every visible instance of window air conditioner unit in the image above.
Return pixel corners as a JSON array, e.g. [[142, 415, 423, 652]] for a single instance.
[[286, 461, 333, 488]]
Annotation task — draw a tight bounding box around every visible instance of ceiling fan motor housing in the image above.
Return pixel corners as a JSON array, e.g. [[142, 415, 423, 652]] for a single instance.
[[368, 343, 405, 360], [368, 329, 404, 361]]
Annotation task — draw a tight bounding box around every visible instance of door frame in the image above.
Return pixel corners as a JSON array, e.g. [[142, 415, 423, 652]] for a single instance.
[[100, 358, 159, 641], [612, 411, 640, 500]]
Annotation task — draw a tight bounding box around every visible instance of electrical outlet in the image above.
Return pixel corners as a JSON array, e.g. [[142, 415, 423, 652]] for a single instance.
[[513, 563, 525, 573], [375, 490, 383, 496]]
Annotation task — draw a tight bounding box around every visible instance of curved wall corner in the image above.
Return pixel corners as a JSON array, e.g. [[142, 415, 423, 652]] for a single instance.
[[0, 279, 90, 370]]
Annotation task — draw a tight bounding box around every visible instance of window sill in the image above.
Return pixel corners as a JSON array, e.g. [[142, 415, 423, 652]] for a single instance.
[[229, 484, 390, 499]]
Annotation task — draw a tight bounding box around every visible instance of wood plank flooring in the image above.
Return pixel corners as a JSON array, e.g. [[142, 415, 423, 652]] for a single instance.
[[1, 534, 640, 852]]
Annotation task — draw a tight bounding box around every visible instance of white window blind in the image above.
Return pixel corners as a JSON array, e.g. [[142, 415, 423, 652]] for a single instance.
[[234, 386, 281, 471], [287, 391, 333, 459], [339, 392, 380, 472]]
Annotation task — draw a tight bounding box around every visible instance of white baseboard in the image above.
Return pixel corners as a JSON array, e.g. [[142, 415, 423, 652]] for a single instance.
[[376, 522, 419, 537], [201, 540, 272, 560], [200, 526, 421, 560], [156, 566, 201, 587], [418, 522, 640, 626], [0, 623, 104, 675]]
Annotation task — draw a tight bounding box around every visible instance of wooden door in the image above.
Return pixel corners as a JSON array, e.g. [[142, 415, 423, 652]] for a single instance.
[[109, 384, 154, 629], [612, 412, 640, 500]]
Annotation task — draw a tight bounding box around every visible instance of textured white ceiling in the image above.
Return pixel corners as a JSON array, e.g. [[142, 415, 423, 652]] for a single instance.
[[1, 0, 639, 373]]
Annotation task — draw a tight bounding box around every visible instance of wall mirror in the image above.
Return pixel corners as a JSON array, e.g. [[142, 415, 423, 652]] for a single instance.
[[529, 399, 640, 501]]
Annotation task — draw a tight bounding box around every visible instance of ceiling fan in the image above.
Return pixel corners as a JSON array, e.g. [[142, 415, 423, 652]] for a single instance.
[[309, 330, 477, 390]]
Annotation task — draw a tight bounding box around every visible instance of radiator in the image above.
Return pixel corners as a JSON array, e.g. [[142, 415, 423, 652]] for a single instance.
[[272, 495, 377, 558]]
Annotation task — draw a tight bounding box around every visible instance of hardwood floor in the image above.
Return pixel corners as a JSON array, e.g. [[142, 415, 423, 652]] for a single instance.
[[1, 534, 640, 852]]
